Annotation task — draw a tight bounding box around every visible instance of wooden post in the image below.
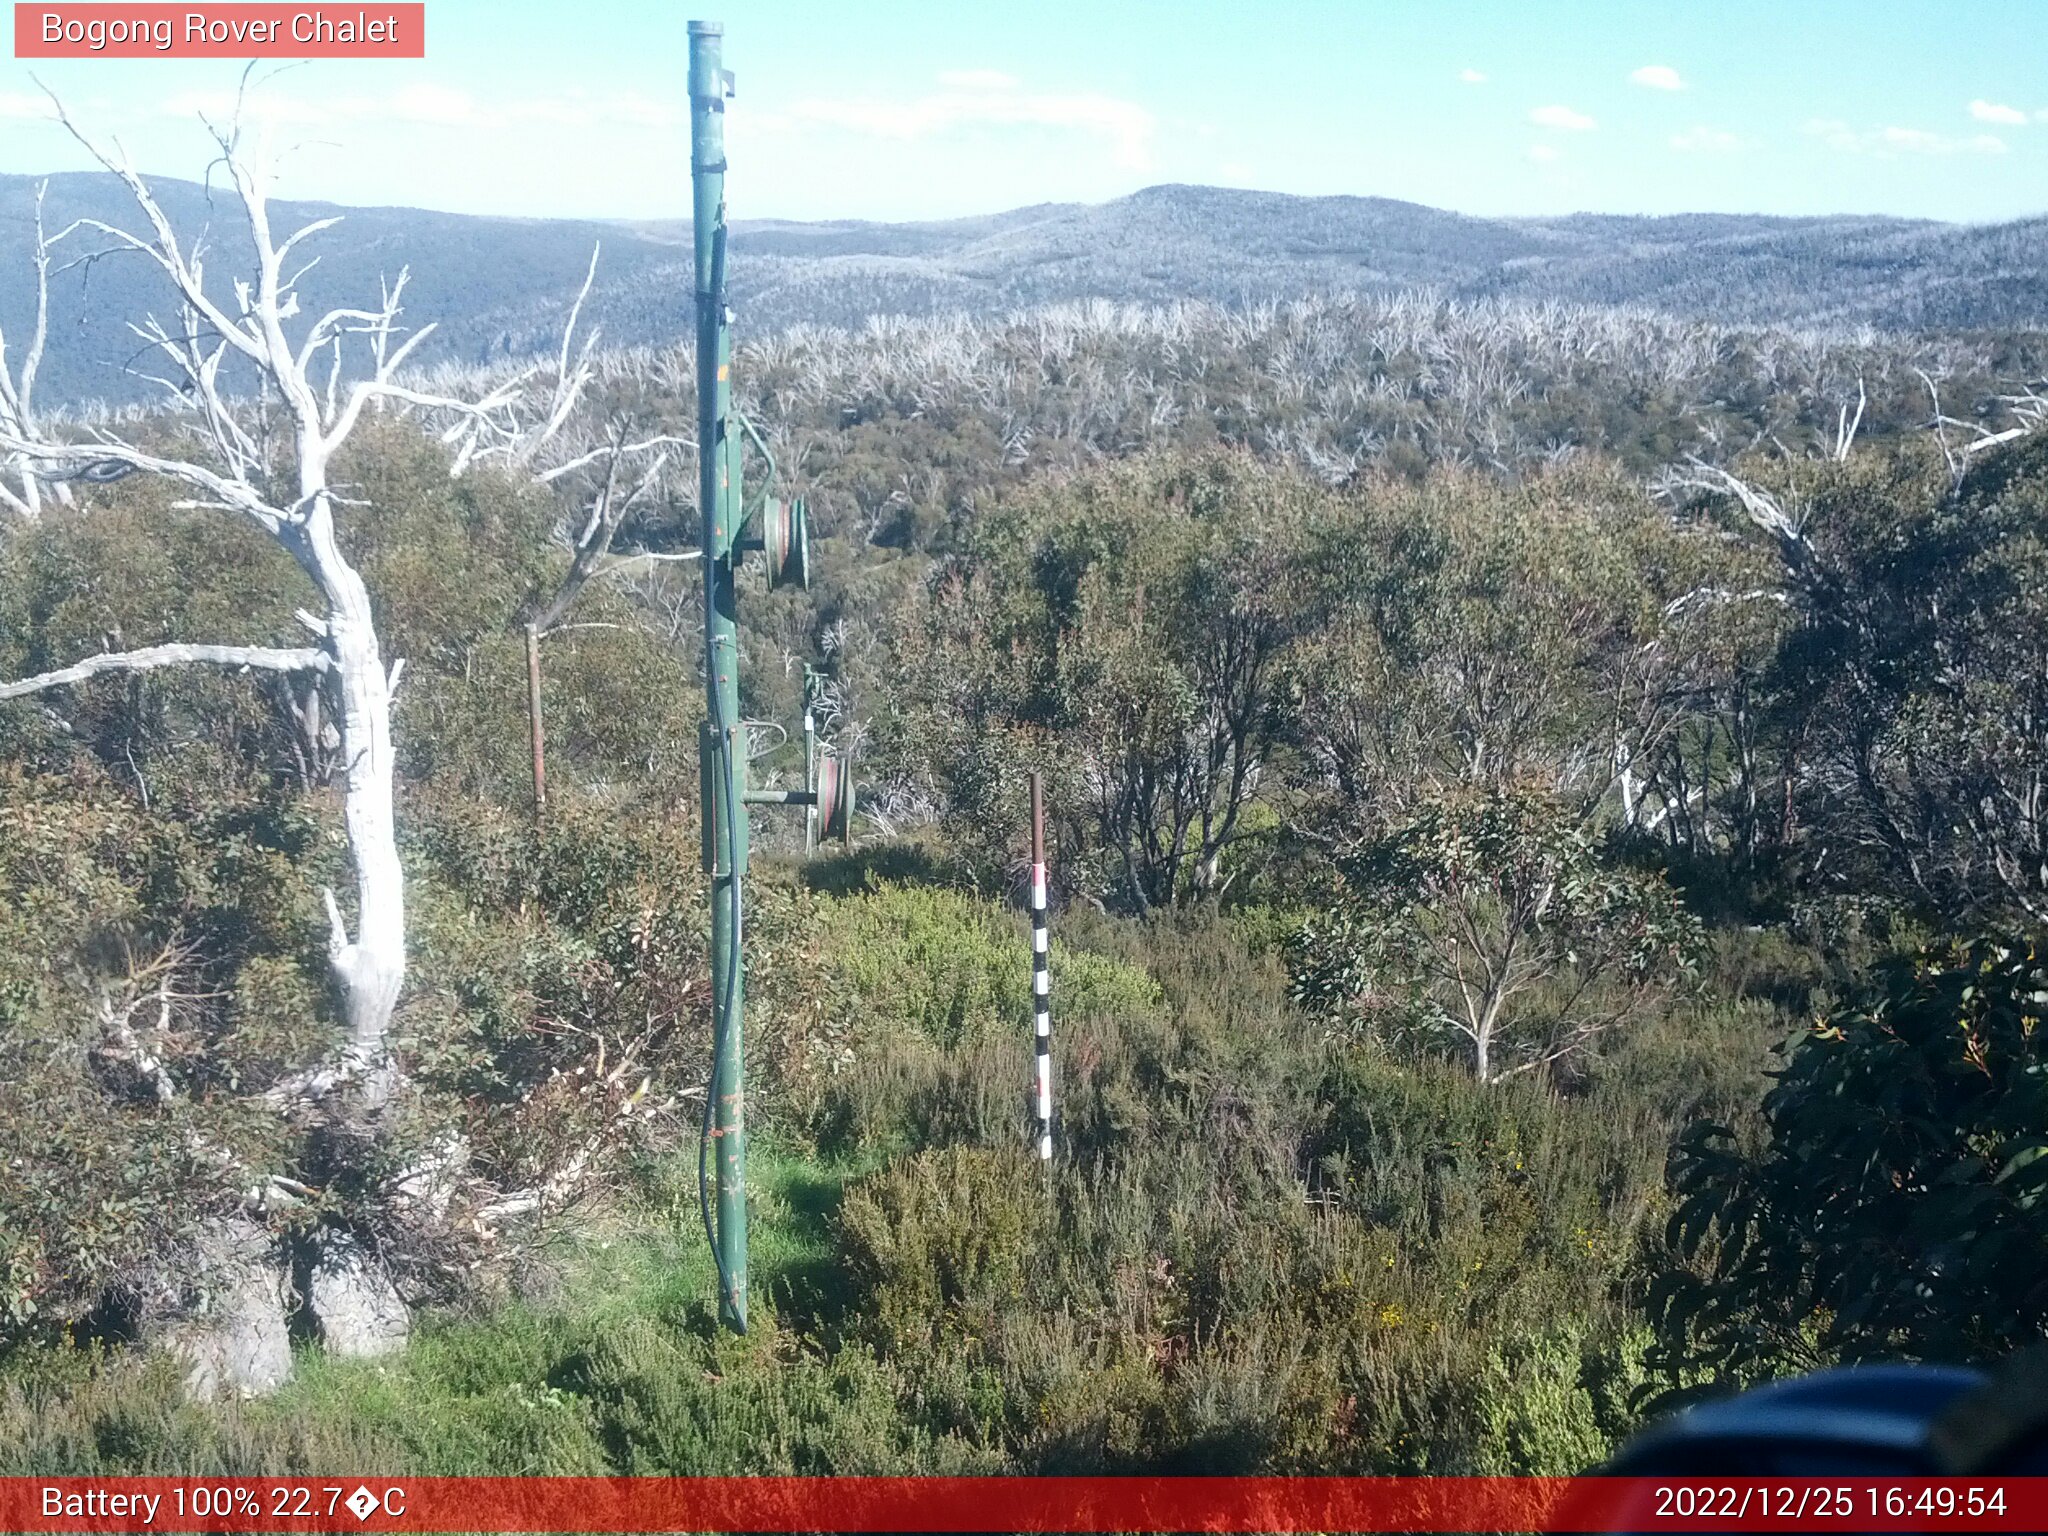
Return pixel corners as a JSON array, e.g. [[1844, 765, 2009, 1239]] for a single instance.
[[1029, 771, 1052, 1162]]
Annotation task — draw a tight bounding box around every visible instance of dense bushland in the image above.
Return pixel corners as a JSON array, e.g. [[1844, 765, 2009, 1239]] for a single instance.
[[3, 869, 1794, 1474], [5, 283, 2047, 1472]]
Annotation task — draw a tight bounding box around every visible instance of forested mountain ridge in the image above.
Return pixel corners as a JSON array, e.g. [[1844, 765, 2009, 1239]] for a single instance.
[[4, 172, 2045, 405]]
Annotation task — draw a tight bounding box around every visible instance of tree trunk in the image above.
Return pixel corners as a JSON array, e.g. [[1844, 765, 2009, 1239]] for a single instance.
[[290, 499, 415, 1368], [1615, 736, 1639, 828], [305, 1228, 410, 1359], [300, 490, 406, 1094], [329, 602, 404, 1059]]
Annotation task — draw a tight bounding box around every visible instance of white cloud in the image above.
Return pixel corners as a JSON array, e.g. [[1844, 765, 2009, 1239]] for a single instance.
[[1629, 65, 1685, 91], [398, 86, 684, 131], [788, 76, 1157, 171], [937, 69, 1018, 91], [160, 88, 331, 125], [1880, 125, 2007, 154], [0, 92, 58, 120], [1806, 118, 2008, 155], [1529, 104, 1596, 131], [386, 83, 483, 126], [1883, 126, 1947, 151], [1969, 99, 2028, 125], [1527, 143, 1561, 163], [1803, 117, 1863, 151], [1459, 68, 1487, 85], [1669, 126, 1744, 153], [600, 94, 687, 131], [157, 84, 683, 134], [511, 91, 684, 131]]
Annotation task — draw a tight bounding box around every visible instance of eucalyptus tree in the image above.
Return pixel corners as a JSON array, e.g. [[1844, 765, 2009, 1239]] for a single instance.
[[1289, 785, 1700, 1083], [1652, 932, 2048, 1393], [1287, 464, 1766, 843], [1656, 385, 2048, 915], [980, 453, 1320, 912]]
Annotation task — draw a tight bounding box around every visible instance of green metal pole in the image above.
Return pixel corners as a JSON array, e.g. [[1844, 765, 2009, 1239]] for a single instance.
[[690, 17, 747, 1334]]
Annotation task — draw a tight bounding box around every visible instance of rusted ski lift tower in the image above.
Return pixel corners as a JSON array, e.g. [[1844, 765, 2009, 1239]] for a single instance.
[[689, 19, 853, 1333]]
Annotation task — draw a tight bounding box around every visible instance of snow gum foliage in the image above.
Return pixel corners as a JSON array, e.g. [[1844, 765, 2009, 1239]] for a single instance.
[[1290, 786, 1701, 1081]]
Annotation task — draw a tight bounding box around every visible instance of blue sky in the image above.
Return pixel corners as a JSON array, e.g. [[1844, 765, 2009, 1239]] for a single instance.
[[3, 1, 2044, 223]]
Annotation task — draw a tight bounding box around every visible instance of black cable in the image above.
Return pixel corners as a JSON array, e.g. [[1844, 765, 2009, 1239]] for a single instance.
[[696, 217, 746, 1332], [697, 713, 745, 1329]]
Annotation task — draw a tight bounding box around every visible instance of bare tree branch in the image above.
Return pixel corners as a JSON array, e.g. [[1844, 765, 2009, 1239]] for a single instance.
[[535, 433, 694, 484], [0, 643, 329, 700], [1657, 456, 1823, 591], [0, 435, 286, 531]]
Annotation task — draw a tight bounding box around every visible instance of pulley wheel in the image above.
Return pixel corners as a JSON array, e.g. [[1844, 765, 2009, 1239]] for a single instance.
[[816, 752, 854, 843], [765, 496, 810, 591]]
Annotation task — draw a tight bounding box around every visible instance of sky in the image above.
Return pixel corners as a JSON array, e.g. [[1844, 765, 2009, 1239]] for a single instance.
[[2, 1, 2045, 224]]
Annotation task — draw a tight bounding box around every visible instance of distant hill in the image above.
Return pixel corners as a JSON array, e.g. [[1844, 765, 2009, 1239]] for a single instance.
[[4, 175, 2045, 405]]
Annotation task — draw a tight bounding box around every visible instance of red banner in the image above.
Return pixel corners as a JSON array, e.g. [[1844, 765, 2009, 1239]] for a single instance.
[[2, 1477, 2046, 1533], [13, 5, 425, 59]]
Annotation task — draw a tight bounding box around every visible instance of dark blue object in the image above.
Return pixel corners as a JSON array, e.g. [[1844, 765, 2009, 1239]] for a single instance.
[[1577, 1359, 2048, 1534], [1605, 1364, 1990, 1475]]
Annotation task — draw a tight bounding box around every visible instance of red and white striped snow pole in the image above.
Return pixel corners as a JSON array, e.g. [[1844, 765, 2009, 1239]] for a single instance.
[[1029, 771, 1053, 1162]]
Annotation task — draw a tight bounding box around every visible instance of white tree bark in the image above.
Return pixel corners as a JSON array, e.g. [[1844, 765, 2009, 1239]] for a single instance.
[[0, 180, 74, 522], [317, 548, 406, 1078], [0, 643, 327, 700]]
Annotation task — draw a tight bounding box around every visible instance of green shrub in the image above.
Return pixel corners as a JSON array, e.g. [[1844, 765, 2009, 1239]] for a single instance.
[[810, 885, 1163, 1155], [1288, 785, 1700, 1082], [1472, 1329, 1609, 1475], [822, 884, 1160, 1048], [1650, 931, 2048, 1399], [838, 1146, 1051, 1355], [0, 765, 327, 1344]]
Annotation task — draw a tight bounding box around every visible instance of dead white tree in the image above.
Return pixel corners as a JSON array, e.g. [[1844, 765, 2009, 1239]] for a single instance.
[[0, 93, 600, 1387], [1829, 376, 1866, 463], [0, 99, 538, 1090], [1918, 366, 2044, 491], [0, 179, 74, 522], [1657, 455, 1821, 591]]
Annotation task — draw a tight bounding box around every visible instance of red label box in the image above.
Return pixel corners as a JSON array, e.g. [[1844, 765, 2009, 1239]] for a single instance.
[[5, 1476, 2048, 1533], [13, 4, 425, 58]]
